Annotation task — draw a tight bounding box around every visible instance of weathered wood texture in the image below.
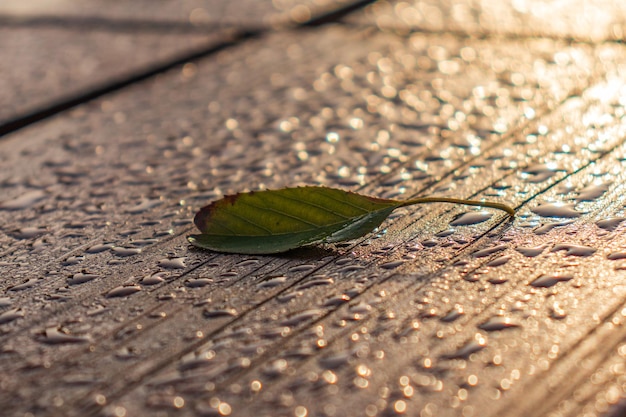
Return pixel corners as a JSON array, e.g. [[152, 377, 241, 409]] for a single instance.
[[2, 2, 626, 417]]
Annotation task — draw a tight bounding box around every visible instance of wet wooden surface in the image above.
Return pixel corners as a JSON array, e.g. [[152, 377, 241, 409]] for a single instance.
[[2, 2, 626, 416]]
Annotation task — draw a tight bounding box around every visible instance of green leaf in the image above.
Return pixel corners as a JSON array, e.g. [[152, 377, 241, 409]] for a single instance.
[[188, 186, 515, 254]]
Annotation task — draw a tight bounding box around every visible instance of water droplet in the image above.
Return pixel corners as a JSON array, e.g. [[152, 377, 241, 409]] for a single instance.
[[68, 272, 99, 285], [478, 316, 520, 331], [319, 352, 351, 369], [576, 182, 611, 202], [111, 247, 142, 257], [473, 245, 507, 258], [0, 190, 47, 210], [85, 243, 114, 254], [62, 255, 85, 266], [450, 211, 492, 226], [440, 307, 464, 322], [281, 309, 323, 327], [607, 252, 626, 260], [203, 308, 237, 318], [530, 274, 573, 288], [596, 217, 626, 231], [0, 308, 25, 324], [8, 278, 39, 291], [130, 238, 159, 247], [486, 255, 511, 267], [295, 277, 334, 290], [140, 272, 168, 285], [257, 276, 288, 289], [550, 303, 567, 319], [531, 203, 581, 218], [39, 327, 92, 344], [178, 350, 216, 371], [550, 244, 596, 257], [106, 285, 142, 298], [277, 291, 302, 303], [533, 220, 575, 235], [126, 199, 162, 214], [158, 257, 187, 269], [443, 337, 487, 359], [323, 295, 351, 307], [235, 259, 259, 267], [288, 264, 315, 272], [521, 164, 560, 183], [435, 229, 455, 238], [9, 227, 47, 239], [0, 297, 12, 308], [380, 260, 405, 269], [262, 359, 289, 378], [184, 277, 213, 288]]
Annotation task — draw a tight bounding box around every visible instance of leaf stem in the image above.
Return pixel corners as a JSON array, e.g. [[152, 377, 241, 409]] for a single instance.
[[401, 197, 516, 217]]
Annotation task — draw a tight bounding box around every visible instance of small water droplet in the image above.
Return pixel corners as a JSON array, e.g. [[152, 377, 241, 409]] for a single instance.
[[0, 308, 25, 324], [531, 203, 581, 218], [596, 217, 626, 232], [62, 255, 85, 266], [85, 243, 114, 254], [257, 276, 288, 289], [576, 182, 611, 202], [39, 327, 92, 344], [521, 164, 560, 183], [140, 272, 168, 285], [450, 211, 492, 226], [473, 245, 507, 258], [550, 244, 596, 257], [68, 272, 99, 285], [550, 303, 567, 319], [235, 259, 259, 267], [533, 220, 575, 235], [380, 260, 405, 269], [158, 257, 187, 269], [111, 247, 142, 257], [203, 308, 237, 318], [486, 255, 511, 267], [295, 277, 334, 290], [478, 316, 520, 331], [530, 274, 573, 288], [8, 278, 39, 291], [281, 309, 323, 327], [130, 238, 159, 247], [178, 350, 216, 371], [607, 252, 626, 260], [440, 307, 464, 322], [0, 190, 47, 210], [516, 244, 548, 257], [106, 285, 142, 298], [185, 277, 213, 288], [319, 352, 351, 369], [435, 229, 455, 238], [323, 295, 351, 307], [443, 337, 487, 359], [126, 198, 162, 214], [9, 227, 47, 239], [288, 264, 315, 272]]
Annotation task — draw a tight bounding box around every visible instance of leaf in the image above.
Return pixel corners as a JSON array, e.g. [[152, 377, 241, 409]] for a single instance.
[[188, 186, 515, 254]]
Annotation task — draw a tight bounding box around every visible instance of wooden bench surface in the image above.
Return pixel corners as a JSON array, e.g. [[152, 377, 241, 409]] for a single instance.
[[2, 2, 626, 416]]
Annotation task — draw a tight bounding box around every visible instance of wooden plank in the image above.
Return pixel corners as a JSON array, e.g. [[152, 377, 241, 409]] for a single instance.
[[0, 0, 363, 28], [348, 0, 626, 41], [0, 26, 235, 127], [1, 20, 626, 417]]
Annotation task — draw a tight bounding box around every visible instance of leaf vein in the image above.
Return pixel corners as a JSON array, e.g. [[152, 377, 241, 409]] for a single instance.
[[223, 209, 274, 234], [266, 192, 353, 219]]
